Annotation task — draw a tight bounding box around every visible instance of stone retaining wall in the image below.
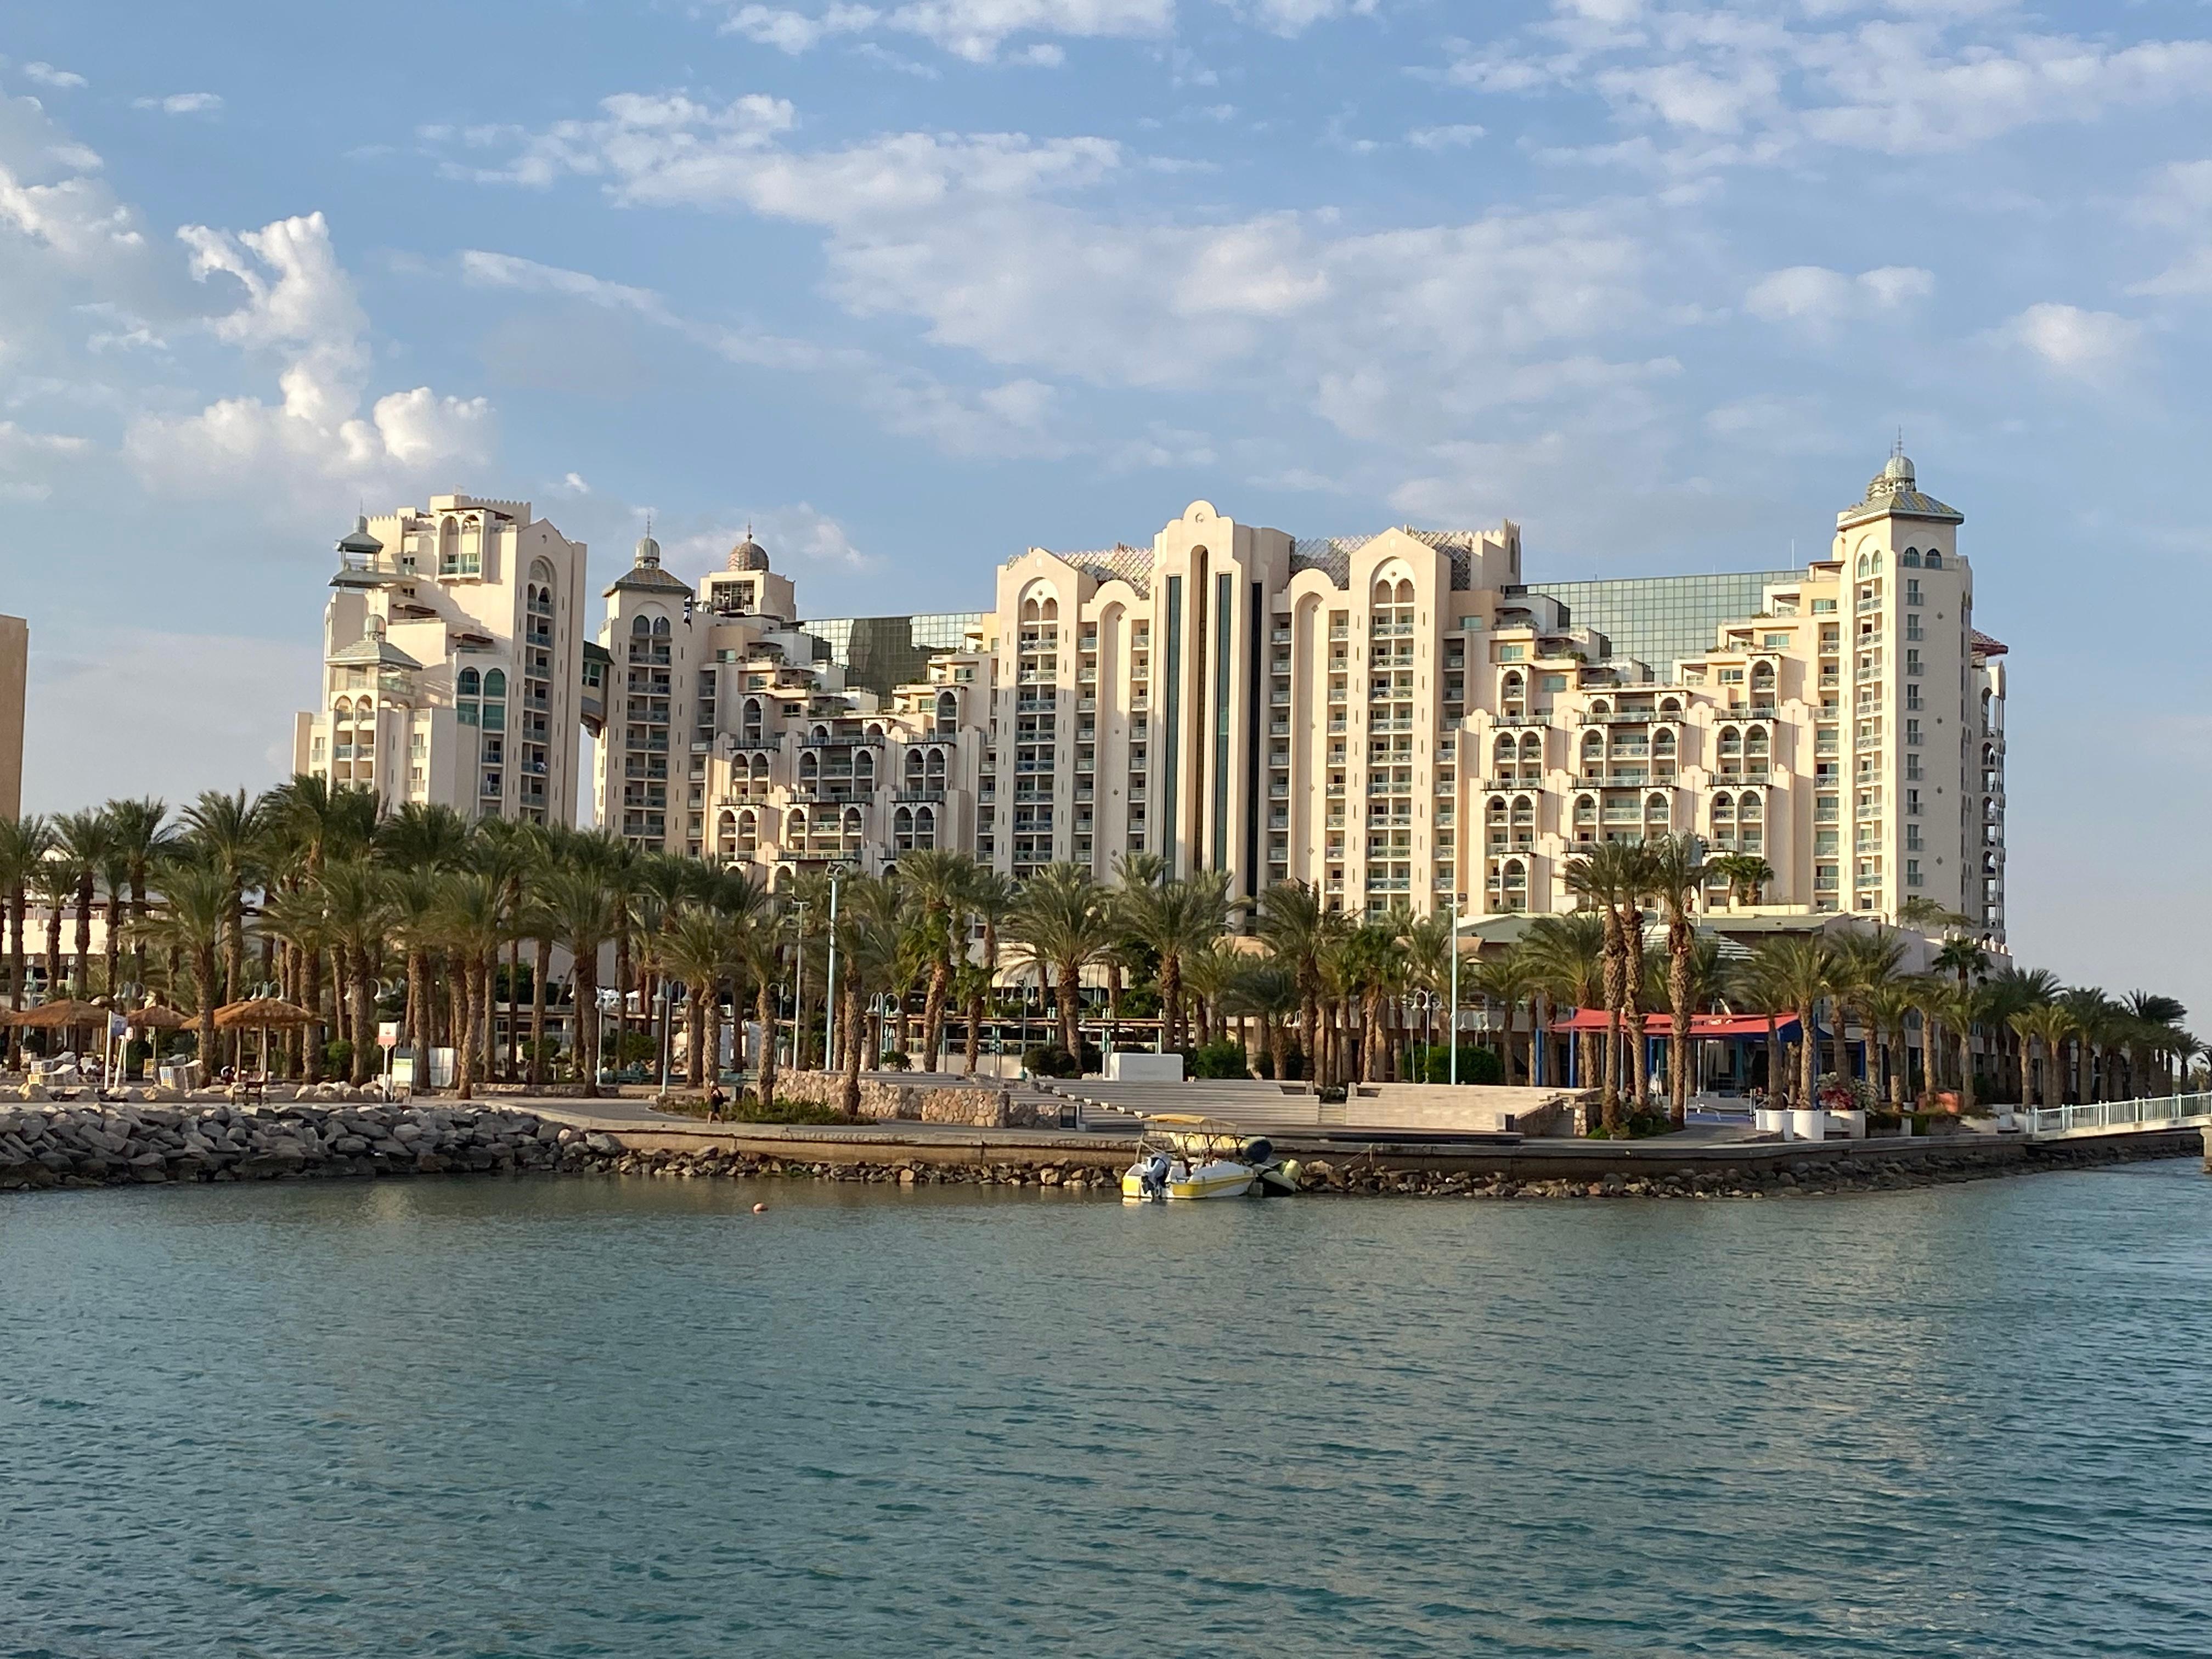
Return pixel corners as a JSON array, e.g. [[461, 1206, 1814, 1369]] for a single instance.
[[770, 1071, 1043, 1128]]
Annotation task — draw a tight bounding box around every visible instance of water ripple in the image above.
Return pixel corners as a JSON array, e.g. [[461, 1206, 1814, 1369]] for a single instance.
[[3, 1164, 2210, 1655]]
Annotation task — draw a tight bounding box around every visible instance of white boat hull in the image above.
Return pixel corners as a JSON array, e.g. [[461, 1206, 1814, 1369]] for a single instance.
[[1121, 1158, 1257, 1201]]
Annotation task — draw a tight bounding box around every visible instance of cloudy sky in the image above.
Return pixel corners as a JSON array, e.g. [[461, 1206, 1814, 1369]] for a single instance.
[[4, 0, 2210, 1009]]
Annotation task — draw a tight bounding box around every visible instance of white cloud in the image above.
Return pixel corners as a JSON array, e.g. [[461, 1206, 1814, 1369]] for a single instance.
[[1228, 0, 1377, 36], [20, 63, 87, 91], [2128, 160, 2212, 298], [1408, 123, 1486, 150], [1996, 302, 2142, 380], [723, 0, 1172, 63], [455, 96, 1659, 443], [133, 92, 224, 115], [127, 211, 493, 501], [1743, 263, 1932, 334], [458, 247, 1073, 459], [1457, 13, 2212, 172], [0, 149, 146, 267]]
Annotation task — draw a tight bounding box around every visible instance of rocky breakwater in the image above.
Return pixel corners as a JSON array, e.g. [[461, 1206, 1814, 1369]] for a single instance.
[[0, 1102, 566, 1191]]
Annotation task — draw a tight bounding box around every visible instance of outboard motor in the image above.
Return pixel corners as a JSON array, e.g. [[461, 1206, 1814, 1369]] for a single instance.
[[1242, 1137, 1274, 1168], [1139, 1149, 1172, 1200]]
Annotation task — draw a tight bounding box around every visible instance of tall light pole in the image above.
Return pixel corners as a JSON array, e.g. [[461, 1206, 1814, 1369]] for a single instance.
[[824, 870, 842, 1073], [1448, 893, 1461, 1086], [793, 899, 809, 1071]]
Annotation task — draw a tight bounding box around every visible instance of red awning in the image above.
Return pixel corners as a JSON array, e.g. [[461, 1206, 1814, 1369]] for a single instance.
[[1553, 1009, 1801, 1039]]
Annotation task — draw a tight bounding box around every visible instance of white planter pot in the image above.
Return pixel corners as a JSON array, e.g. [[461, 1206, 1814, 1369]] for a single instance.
[[1831, 1108, 1867, 1140], [1788, 1108, 1825, 1142], [1754, 1107, 1787, 1135]]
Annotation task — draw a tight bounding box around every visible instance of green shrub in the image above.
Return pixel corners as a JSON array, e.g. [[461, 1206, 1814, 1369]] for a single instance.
[[1420, 1044, 1504, 1086], [878, 1049, 911, 1071], [1185, 1040, 1251, 1080], [730, 1091, 849, 1125], [323, 1038, 353, 1076], [1022, 1043, 1099, 1077]]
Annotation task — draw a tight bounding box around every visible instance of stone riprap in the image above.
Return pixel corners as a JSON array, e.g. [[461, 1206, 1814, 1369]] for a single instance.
[[0, 1102, 567, 1190]]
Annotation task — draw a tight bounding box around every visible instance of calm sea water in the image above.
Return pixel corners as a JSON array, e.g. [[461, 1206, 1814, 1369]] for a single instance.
[[4, 1164, 2210, 1657]]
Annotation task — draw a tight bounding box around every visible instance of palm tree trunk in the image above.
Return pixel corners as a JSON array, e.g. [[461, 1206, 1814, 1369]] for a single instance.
[[963, 985, 983, 1076], [530, 938, 551, 1088], [456, 954, 479, 1102], [351, 961, 375, 1086], [1161, 956, 1182, 1054], [1798, 1001, 1818, 1109], [1667, 926, 1692, 1126], [685, 990, 706, 1089], [921, 948, 950, 1073], [840, 978, 865, 1115], [1056, 961, 1080, 1063], [73, 874, 93, 998]]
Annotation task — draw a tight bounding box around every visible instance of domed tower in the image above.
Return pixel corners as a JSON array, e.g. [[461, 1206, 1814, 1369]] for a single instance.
[[701, 528, 796, 623]]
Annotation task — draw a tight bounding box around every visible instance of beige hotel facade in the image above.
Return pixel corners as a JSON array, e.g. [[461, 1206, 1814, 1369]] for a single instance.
[[300, 455, 2008, 941]]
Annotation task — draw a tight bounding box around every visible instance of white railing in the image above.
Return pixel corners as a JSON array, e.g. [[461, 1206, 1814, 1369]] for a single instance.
[[2018, 1092, 2212, 1139]]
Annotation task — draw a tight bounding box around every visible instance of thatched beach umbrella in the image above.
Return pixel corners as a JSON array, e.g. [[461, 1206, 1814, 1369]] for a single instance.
[[13, 998, 109, 1030], [126, 1005, 190, 1031], [213, 998, 316, 1078]]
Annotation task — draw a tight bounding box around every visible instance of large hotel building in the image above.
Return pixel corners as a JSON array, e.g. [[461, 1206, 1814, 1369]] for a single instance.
[[298, 454, 2008, 939]]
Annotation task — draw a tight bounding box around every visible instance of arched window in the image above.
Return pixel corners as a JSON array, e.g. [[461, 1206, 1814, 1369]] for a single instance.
[[1395, 578, 1414, 605], [1739, 793, 1764, 823], [716, 810, 736, 856], [855, 750, 875, 787], [1589, 699, 1611, 716], [1645, 793, 1670, 826], [333, 697, 353, 722], [906, 750, 926, 784], [1746, 727, 1770, 763], [737, 810, 758, 854], [811, 724, 828, 743], [652, 616, 671, 637], [483, 669, 506, 698], [1751, 661, 1776, 690], [1660, 697, 1681, 715], [1872, 551, 1883, 573], [842, 806, 864, 840], [743, 697, 764, 740], [1372, 580, 1393, 607], [1493, 735, 1516, 775], [1041, 596, 1058, 621], [894, 806, 915, 850], [1924, 549, 1943, 569], [1502, 670, 1525, 707], [925, 748, 946, 783], [786, 809, 806, 840], [1902, 548, 1921, 566], [915, 806, 936, 850], [630, 615, 651, 636], [1519, 733, 1542, 774], [458, 668, 481, 696], [1857, 554, 1871, 578], [799, 752, 819, 782], [936, 690, 958, 735]]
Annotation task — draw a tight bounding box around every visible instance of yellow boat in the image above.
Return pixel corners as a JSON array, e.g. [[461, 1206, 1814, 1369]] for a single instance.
[[1121, 1115, 1300, 1201]]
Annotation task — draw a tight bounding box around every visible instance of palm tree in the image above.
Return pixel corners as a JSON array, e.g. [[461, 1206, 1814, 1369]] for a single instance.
[[1861, 979, 1921, 1113], [1470, 953, 1538, 1086], [538, 864, 622, 1097], [960, 868, 1014, 1076], [1182, 940, 1242, 1053], [895, 848, 974, 1073], [0, 815, 52, 1068], [1708, 852, 1773, 909], [2010, 1002, 2074, 1111], [831, 877, 902, 1112], [433, 871, 506, 1102], [320, 860, 395, 1085], [1005, 864, 1114, 1065], [1254, 879, 1331, 1081], [731, 900, 787, 1111], [659, 905, 738, 1090], [180, 788, 267, 1066], [1221, 956, 1297, 1079], [1644, 834, 1708, 1125], [381, 866, 445, 1082], [51, 808, 113, 999], [1565, 842, 1651, 1127], [33, 855, 80, 1043], [132, 862, 231, 1070], [1753, 933, 1835, 1112], [1114, 868, 1233, 1052], [103, 797, 172, 992], [1826, 926, 1907, 1097], [2057, 986, 2114, 1104]]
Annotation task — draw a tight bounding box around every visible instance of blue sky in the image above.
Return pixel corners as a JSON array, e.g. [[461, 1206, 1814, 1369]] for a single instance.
[[4, 0, 2211, 1010]]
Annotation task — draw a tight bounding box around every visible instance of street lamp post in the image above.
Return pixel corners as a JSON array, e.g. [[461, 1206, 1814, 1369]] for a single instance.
[[824, 871, 842, 1073], [793, 900, 809, 1071], [1448, 894, 1461, 1086]]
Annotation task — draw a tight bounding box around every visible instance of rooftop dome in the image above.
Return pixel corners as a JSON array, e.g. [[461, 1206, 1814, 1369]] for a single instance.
[[336, 515, 383, 557], [729, 532, 769, 572], [1882, 452, 1915, 484], [634, 533, 662, 567]]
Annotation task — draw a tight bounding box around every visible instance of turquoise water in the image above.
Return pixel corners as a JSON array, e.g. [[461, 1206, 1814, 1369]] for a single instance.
[[4, 1164, 2211, 1657]]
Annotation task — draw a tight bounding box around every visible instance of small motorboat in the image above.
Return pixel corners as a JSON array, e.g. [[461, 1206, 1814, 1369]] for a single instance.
[[1122, 1115, 1301, 1201]]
